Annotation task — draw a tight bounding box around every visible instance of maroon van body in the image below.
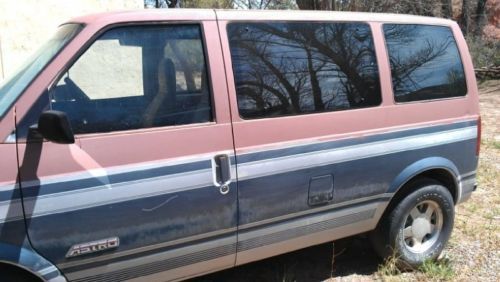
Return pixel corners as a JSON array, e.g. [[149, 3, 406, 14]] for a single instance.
[[0, 9, 479, 281]]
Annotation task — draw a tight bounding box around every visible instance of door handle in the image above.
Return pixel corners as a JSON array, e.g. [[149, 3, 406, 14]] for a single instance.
[[213, 154, 231, 194]]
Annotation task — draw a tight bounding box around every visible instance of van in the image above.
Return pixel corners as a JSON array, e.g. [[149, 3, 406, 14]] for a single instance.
[[0, 9, 480, 282]]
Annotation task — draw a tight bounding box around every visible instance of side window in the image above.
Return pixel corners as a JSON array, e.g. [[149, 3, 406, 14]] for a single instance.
[[50, 25, 212, 134], [227, 22, 381, 119], [383, 24, 467, 102]]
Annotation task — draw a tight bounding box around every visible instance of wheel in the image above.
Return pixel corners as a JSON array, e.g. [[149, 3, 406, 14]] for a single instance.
[[370, 178, 455, 268]]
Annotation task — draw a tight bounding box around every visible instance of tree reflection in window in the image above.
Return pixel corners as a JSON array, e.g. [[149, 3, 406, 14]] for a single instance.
[[383, 24, 467, 102], [228, 22, 381, 119]]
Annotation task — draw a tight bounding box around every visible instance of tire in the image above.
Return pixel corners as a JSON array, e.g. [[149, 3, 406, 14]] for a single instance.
[[370, 178, 455, 269], [0, 264, 41, 282]]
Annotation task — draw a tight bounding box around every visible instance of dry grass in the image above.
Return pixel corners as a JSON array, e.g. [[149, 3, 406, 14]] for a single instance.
[[444, 80, 500, 282]]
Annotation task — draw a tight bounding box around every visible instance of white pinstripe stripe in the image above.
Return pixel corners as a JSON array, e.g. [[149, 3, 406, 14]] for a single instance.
[[237, 126, 477, 181], [0, 200, 24, 224], [25, 168, 234, 218]]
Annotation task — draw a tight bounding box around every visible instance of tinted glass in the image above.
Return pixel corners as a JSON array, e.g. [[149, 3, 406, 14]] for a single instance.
[[228, 22, 381, 119], [383, 24, 467, 102], [50, 25, 212, 134]]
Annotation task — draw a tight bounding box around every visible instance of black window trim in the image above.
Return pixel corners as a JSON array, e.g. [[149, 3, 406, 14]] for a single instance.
[[226, 20, 384, 120], [47, 21, 217, 137], [381, 22, 469, 105]]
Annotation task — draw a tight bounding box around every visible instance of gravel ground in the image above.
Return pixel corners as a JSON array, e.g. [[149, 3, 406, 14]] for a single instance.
[[190, 80, 500, 282]]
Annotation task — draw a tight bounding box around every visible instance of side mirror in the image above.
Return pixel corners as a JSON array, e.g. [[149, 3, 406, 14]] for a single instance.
[[37, 110, 75, 144]]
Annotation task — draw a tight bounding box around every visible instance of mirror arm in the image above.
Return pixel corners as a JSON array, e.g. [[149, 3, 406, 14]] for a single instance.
[[27, 124, 44, 141]]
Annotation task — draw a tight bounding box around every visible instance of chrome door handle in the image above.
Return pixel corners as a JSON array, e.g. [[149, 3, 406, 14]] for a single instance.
[[213, 154, 231, 194]]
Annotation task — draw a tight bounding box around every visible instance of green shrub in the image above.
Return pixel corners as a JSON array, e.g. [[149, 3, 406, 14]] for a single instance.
[[466, 36, 500, 68]]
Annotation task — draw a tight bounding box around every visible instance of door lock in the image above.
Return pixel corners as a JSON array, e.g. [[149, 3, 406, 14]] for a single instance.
[[219, 185, 230, 195]]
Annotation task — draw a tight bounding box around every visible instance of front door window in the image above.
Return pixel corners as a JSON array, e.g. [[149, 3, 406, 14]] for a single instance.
[[50, 24, 212, 134]]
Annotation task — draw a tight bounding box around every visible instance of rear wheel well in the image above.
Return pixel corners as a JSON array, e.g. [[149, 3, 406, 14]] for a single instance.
[[383, 169, 458, 220], [0, 262, 44, 282], [419, 169, 458, 203]]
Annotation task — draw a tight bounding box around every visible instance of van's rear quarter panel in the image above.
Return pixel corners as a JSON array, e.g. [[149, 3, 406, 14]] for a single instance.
[[219, 19, 479, 229], [236, 121, 477, 224]]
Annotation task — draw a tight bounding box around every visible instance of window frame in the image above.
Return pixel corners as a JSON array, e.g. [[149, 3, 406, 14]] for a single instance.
[[47, 21, 217, 137], [226, 20, 384, 120], [381, 23, 469, 105], [0, 23, 84, 120]]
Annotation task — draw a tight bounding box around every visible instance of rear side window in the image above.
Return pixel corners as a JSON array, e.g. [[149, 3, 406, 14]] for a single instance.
[[228, 22, 381, 119], [383, 24, 467, 102], [49, 25, 212, 134]]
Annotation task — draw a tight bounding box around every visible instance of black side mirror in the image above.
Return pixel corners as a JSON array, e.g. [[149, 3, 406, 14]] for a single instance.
[[37, 110, 75, 144]]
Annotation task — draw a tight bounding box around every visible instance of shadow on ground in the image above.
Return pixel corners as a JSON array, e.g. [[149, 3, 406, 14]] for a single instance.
[[189, 235, 383, 282]]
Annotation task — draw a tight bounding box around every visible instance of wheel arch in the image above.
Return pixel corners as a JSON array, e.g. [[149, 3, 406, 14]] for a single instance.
[[389, 157, 460, 201], [380, 157, 460, 222], [0, 242, 66, 282], [0, 260, 45, 282]]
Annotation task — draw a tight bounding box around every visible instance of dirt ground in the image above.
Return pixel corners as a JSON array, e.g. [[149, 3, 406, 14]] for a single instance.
[[190, 80, 500, 282]]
